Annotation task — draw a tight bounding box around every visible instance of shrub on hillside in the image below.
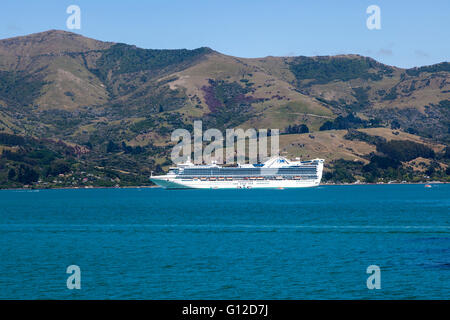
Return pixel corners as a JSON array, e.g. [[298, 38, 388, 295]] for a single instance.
[[376, 140, 435, 161], [284, 124, 309, 134]]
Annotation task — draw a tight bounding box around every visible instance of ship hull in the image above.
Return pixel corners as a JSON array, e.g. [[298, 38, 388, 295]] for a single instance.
[[150, 177, 320, 189]]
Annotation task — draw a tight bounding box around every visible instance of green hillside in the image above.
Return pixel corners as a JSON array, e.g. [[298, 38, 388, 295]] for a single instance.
[[0, 30, 448, 188]]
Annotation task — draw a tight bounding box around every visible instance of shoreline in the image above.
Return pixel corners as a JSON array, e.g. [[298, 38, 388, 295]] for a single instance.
[[0, 181, 448, 191], [321, 181, 448, 186]]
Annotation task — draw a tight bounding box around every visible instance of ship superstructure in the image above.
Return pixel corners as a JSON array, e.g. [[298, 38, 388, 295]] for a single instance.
[[150, 156, 324, 189]]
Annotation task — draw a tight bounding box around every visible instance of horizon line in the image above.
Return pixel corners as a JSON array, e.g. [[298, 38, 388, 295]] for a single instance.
[[1, 29, 448, 70]]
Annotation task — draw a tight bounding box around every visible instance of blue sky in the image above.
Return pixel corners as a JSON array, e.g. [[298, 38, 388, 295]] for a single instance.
[[0, 0, 448, 68]]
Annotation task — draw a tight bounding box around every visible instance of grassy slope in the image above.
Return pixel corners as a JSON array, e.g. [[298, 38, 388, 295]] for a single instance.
[[279, 128, 445, 163]]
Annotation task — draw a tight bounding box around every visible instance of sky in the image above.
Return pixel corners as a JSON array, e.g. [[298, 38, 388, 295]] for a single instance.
[[0, 0, 448, 68]]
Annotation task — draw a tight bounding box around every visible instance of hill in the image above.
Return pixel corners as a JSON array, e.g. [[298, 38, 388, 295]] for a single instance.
[[0, 30, 448, 188]]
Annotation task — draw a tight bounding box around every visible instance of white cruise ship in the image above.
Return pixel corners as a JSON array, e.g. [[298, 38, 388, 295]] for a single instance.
[[150, 156, 324, 189]]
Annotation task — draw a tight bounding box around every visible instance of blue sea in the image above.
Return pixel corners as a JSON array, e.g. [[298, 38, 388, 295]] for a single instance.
[[0, 184, 449, 299]]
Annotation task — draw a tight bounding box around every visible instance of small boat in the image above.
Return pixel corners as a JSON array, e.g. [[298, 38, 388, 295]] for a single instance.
[[425, 184, 432, 188]]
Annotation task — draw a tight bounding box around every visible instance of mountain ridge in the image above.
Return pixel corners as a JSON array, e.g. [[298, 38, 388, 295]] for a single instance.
[[3, 30, 448, 68]]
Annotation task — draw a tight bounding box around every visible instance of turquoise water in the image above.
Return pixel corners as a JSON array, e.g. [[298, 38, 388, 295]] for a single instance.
[[0, 184, 449, 299]]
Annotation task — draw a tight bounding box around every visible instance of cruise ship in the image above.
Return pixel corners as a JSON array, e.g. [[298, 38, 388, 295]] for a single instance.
[[150, 156, 324, 189]]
